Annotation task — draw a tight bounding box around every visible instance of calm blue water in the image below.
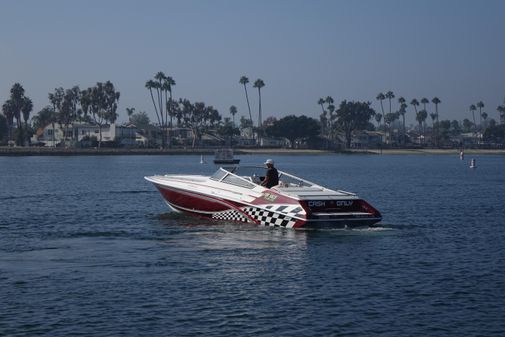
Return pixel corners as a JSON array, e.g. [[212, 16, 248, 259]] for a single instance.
[[1, 154, 505, 336]]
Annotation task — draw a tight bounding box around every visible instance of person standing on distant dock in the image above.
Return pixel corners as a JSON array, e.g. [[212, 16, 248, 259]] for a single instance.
[[261, 159, 279, 189]]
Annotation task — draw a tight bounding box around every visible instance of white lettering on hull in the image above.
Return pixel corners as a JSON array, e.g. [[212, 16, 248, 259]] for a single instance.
[[308, 200, 354, 207]]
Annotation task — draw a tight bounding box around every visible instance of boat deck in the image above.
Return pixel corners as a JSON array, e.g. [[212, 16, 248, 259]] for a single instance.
[[155, 175, 209, 183], [273, 186, 356, 199]]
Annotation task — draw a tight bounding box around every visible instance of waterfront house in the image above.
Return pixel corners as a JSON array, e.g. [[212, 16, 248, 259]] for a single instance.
[[350, 131, 384, 149], [31, 122, 149, 147]]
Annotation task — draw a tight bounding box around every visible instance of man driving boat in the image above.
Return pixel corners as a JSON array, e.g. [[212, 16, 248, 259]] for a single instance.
[[261, 159, 279, 188]]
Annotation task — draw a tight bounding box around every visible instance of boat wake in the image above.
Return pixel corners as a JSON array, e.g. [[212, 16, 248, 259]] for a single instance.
[[153, 212, 224, 227], [151, 211, 398, 234], [295, 223, 397, 234]]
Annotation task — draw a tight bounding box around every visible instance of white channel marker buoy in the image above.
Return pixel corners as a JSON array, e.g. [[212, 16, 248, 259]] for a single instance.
[[470, 158, 476, 168], [460, 151, 464, 160], [200, 154, 206, 164]]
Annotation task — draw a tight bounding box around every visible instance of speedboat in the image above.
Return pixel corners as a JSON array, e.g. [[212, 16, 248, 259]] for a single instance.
[[145, 166, 382, 228]]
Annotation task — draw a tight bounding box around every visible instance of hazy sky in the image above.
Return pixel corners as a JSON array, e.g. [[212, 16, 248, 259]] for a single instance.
[[1, 0, 504, 126]]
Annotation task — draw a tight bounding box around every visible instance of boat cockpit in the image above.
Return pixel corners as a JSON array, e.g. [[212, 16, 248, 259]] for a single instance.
[[210, 166, 320, 190]]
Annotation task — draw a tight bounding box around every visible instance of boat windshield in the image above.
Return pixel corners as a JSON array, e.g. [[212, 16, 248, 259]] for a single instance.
[[220, 166, 318, 188], [210, 167, 256, 189], [210, 168, 227, 181]]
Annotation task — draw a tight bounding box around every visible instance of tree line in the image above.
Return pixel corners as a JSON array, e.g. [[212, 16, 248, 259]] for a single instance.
[[2, 76, 505, 148], [1, 84, 33, 146], [1, 82, 120, 148], [141, 72, 268, 148], [144, 71, 222, 148]]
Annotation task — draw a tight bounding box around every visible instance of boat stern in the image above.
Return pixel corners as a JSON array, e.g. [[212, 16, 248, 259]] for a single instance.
[[299, 198, 382, 228]]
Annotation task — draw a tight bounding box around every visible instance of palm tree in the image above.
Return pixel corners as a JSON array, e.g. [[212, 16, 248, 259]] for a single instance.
[[376, 93, 386, 113], [154, 72, 166, 120], [10, 83, 26, 145], [48, 89, 63, 146], [384, 111, 400, 144], [21, 97, 33, 145], [317, 98, 325, 114], [497, 100, 505, 124], [153, 73, 167, 134], [374, 113, 382, 128], [164, 76, 176, 127], [430, 113, 437, 127], [431, 97, 441, 147], [253, 79, 265, 128], [327, 103, 336, 139], [145, 80, 162, 127], [2, 100, 14, 142], [324, 96, 335, 135], [239, 76, 253, 127], [318, 98, 328, 137], [376, 93, 386, 127], [385, 91, 395, 114], [482, 112, 488, 129], [469, 104, 477, 130], [421, 97, 429, 112], [410, 99, 419, 114], [154, 73, 176, 143], [229, 105, 237, 125], [477, 101, 484, 127], [398, 97, 406, 143], [429, 112, 437, 146], [399, 102, 407, 144], [430, 113, 437, 143], [146, 74, 170, 147], [416, 109, 428, 145], [432, 97, 441, 122]]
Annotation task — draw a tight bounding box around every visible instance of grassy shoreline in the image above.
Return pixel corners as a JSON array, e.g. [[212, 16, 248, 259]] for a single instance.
[[1, 147, 505, 156]]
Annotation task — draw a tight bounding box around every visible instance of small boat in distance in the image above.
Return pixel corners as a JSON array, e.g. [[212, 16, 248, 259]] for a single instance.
[[213, 148, 240, 165], [145, 165, 382, 228]]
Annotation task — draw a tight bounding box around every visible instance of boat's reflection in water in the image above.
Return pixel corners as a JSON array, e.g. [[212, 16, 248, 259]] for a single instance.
[[156, 211, 393, 252]]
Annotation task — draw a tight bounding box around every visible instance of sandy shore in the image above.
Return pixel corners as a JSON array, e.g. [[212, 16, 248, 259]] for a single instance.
[[0, 147, 504, 156], [364, 149, 505, 155]]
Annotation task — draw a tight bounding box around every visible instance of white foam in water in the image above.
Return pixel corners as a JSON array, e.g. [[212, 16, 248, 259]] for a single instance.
[[353, 226, 394, 232], [321, 225, 397, 233]]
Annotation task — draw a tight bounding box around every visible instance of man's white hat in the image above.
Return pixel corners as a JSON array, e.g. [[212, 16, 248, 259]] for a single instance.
[[264, 159, 274, 165]]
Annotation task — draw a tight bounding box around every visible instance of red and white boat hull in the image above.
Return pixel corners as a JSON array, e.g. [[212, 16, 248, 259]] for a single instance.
[[149, 178, 381, 229]]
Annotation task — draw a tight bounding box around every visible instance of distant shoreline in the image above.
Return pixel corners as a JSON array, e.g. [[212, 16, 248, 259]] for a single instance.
[[0, 147, 331, 156], [0, 147, 504, 156], [363, 148, 505, 155]]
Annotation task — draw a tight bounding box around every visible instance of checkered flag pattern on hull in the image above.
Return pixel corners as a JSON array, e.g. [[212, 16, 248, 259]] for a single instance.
[[242, 207, 297, 228], [263, 204, 306, 218], [212, 209, 252, 223]]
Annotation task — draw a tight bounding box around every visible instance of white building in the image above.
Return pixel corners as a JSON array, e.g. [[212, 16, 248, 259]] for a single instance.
[[32, 123, 147, 147]]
